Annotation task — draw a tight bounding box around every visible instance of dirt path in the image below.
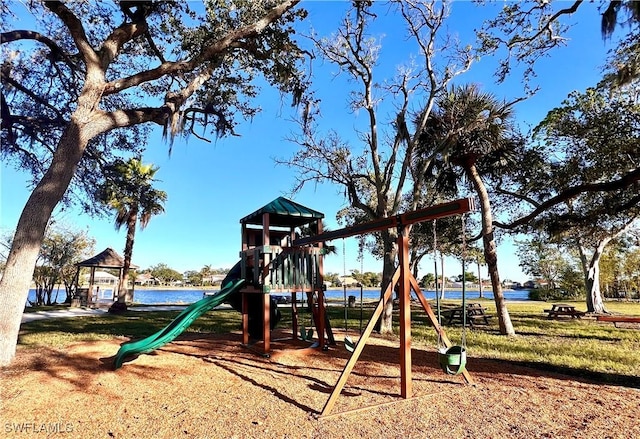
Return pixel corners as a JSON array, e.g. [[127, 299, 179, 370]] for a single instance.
[[2, 330, 638, 438]]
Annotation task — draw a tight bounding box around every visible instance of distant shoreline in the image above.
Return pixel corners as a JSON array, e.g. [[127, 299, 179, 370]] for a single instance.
[[32, 284, 522, 293]]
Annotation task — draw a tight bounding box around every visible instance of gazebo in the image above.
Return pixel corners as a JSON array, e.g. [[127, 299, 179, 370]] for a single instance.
[[73, 248, 138, 307]]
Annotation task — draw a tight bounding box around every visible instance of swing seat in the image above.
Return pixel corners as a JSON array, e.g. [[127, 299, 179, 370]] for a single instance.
[[438, 345, 467, 375], [344, 335, 356, 353], [299, 326, 314, 341]]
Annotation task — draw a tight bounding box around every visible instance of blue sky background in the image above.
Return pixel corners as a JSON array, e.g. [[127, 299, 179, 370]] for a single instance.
[[0, 1, 619, 282]]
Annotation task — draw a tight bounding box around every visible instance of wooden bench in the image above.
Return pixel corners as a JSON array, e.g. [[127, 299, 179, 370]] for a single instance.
[[596, 315, 640, 328], [544, 304, 585, 319]]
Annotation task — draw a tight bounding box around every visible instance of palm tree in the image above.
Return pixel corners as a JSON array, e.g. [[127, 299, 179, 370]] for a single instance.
[[201, 265, 213, 286], [100, 157, 167, 312], [416, 84, 521, 336]]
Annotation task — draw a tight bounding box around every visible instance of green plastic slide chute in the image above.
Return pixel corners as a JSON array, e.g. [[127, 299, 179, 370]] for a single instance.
[[113, 278, 245, 369]]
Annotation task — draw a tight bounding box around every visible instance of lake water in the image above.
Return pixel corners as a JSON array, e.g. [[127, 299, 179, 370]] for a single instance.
[[136, 288, 532, 303], [27, 287, 531, 305]]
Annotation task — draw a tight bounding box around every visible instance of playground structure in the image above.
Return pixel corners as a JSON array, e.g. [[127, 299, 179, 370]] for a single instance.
[[232, 197, 332, 355], [113, 196, 476, 416]]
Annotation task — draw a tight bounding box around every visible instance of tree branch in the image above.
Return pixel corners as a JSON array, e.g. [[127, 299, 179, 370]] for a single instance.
[[102, 0, 300, 96], [0, 30, 78, 69], [495, 167, 640, 230], [0, 76, 65, 122], [44, 1, 99, 66], [506, 0, 583, 49]]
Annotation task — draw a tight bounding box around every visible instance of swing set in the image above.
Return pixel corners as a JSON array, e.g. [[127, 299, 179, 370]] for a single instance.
[[293, 198, 476, 417]]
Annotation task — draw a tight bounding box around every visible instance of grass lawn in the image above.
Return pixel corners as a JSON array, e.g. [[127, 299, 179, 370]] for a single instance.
[[18, 299, 640, 386]]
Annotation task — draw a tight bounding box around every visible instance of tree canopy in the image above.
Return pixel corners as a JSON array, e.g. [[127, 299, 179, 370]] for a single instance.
[[0, 0, 308, 366]]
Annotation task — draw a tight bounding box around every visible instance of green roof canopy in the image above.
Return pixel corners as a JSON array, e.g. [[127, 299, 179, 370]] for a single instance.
[[240, 197, 324, 228]]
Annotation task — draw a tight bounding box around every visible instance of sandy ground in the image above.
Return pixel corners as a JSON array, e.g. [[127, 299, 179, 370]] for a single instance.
[[2, 328, 639, 439]]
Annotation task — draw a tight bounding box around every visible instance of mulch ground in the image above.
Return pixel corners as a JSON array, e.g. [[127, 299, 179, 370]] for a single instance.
[[2, 328, 639, 438]]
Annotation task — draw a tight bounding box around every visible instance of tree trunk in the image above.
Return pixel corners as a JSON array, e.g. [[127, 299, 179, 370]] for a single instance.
[[586, 262, 606, 313], [0, 121, 89, 366], [110, 210, 137, 313], [121, 210, 137, 303], [578, 242, 608, 314], [378, 228, 398, 334], [466, 163, 515, 336], [0, 69, 107, 365], [477, 260, 484, 298]]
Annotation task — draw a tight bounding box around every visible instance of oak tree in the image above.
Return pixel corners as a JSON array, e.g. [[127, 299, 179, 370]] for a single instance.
[[0, 0, 306, 366]]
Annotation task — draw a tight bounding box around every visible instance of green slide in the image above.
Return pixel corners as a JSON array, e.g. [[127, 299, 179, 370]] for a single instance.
[[114, 278, 245, 369]]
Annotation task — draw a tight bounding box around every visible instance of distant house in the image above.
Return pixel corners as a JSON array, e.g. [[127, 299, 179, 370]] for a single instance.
[[523, 280, 536, 289], [502, 280, 522, 289], [80, 270, 118, 301], [338, 276, 359, 287], [202, 274, 226, 285], [135, 273, 159, 286], [83, 270, 118, 285]]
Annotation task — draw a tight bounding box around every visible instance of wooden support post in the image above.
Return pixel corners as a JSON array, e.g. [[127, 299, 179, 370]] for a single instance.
[[397, 227, 412, 399], [262, 212, 270, 247], [263, 292, 270, 354], [242, 292, 249, 346], [316, 220, 325, 348], [241, 223, 248, 251], [320, 268, 400, 417], [317, 288, 325, 348], [292, 292, 298, 341]]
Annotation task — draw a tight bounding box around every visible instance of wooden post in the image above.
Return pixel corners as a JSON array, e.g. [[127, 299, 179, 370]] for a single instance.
[[397, 226, 412, 399], [88, 267, 96, 307], [292, 292, 298, 341], [241, 223, 248, 251], [242, 292, 249, 346], [261, 212, 272, 355], [262, 212, 270, 248], [316, 219, 325, 348], [263, 292, 270, 354]]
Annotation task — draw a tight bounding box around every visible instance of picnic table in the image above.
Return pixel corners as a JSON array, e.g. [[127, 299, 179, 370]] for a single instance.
[[441, 303, 493, 327], [544, 303, 585, 319]]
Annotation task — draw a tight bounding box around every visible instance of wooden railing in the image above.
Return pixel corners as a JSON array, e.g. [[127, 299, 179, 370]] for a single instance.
[[240, 246, 325, 292]]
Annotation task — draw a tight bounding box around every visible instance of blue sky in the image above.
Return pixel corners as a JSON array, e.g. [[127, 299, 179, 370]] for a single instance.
[[0, 1, 619, 282]]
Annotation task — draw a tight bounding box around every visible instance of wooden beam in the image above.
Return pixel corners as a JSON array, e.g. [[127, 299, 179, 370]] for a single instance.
[[293, 198, 474, 246]]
